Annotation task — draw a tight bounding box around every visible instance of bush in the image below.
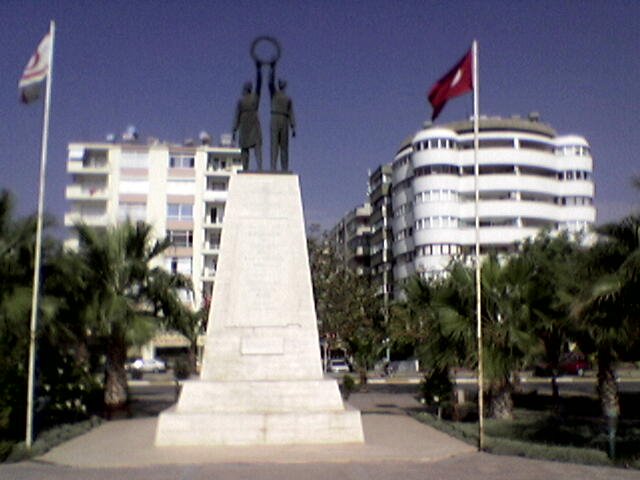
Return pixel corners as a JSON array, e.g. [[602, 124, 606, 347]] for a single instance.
[[0, 441, 14, 463], [341, 374, 356, 399], [420, 369, 454, 418], [173, 356, 191, 380], [2, 416, 102, 463]]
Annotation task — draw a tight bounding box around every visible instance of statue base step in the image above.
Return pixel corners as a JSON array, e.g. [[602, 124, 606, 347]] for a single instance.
[[155, 380, 363, 446]]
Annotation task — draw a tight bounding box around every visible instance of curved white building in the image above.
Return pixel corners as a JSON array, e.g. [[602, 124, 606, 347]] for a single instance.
[[391, 115, 596, 284]]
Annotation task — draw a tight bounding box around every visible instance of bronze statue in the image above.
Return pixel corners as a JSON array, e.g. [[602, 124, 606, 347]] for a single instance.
[[233, 59, 263, 171], [269, 63, 295, 172]]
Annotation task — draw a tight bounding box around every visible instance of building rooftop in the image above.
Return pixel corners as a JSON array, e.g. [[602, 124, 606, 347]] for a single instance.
[[397, 114, 558, 154]]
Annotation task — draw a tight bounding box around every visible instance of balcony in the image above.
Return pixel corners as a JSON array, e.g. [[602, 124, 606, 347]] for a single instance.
[[64, 212, 109, 227], [203, 218, 223, 230], [202, 267, 217, 280], [68, 159, 109, 175], [65, 185, 109, 201], [202, 241, 220, 254]]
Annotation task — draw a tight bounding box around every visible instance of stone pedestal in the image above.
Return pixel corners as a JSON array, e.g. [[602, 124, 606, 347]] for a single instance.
[[156, 173, 364, 446]]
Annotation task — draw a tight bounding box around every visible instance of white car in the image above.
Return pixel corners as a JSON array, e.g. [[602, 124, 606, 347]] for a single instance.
[[129, 358, 166, 373], [328, 359, 350, 373]]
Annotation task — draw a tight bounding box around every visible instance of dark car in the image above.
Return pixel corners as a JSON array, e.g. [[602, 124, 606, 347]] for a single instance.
[[534, 354, 590, 377]]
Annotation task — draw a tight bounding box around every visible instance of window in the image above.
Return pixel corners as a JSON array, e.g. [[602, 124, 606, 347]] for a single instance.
[[556, 145, 590, 157], [167, 179, 195, 195], [414, 164, 459, 177], [479, 139, 515, 149], [82, 149, 108, 168], [169, 155, 195, 168], [393, 154, 411, 170], [206, 178, 228, 191], [166, 257, 192, 275], [167, 203, 193, 220], [166, 230, 193, 247], [519, 165, 557, 178], [120, 151, 149, 168], [519, 140, 555, 153], [119, 178, 148, 194], [413, 138, 456, 150], [118, 202, 146, 222]]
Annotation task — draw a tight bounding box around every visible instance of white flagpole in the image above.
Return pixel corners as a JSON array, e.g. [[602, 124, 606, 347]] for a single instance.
[[472, 39, 484, 451], [26, 19, 55, 450]]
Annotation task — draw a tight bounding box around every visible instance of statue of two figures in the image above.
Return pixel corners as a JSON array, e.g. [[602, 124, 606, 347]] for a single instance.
[[233, 37, 295, 172]]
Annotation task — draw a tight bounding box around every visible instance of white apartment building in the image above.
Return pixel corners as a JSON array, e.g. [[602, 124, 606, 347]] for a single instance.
[[391, 114, 596, 285], [65, 136, 242, 311], [327, 203, 372, 277]]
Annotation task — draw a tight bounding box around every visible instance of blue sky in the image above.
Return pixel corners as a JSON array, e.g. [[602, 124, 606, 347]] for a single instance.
[[1, 0, 638, 232]]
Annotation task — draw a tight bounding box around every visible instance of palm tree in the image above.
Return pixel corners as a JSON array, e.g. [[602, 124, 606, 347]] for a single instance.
[[396, 256, 536, 419], [514, 232, 583, 406], [573, 215, 640, 433], [146, 267, 203, 374], [73, 221, 171, 409]]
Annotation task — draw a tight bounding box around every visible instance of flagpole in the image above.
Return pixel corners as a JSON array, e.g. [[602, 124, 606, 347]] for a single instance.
[[472, 39, 484, 451], [26, 19, 55, 450]]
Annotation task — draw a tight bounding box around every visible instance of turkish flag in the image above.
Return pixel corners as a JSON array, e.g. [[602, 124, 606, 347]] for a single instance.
[[428, 49, 473, 121]]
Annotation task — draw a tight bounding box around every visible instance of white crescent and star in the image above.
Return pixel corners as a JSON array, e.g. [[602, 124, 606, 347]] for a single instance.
[[450, 68, 463, 88]]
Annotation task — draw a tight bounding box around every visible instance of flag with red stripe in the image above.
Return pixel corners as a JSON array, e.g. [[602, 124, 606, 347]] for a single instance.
[[428, 49, 473, 121], [19, 32, 51, 104]]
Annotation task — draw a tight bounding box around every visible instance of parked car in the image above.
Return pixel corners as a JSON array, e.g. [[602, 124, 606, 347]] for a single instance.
[[534, 354, 590, 377], [127, 358, 167, 373], [328, 359, 350, 373]]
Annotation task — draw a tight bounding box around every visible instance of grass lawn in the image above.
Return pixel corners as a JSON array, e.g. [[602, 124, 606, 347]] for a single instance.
[[414, 392, 640, 469]]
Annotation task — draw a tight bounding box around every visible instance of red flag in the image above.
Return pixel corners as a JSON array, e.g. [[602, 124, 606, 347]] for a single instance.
[[19, 32, 51, 104], [428, 49, 473, 121]]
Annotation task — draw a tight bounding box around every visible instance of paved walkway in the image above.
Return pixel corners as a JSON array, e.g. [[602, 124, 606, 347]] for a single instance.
[[2, 385, 639, 479]]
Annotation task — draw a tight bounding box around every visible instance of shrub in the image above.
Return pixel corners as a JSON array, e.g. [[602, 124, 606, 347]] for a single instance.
[[2, 416, 102, 463], [341, 374, 356, 399], [173, 356, 191, 380], [420, 369, 454, 418]]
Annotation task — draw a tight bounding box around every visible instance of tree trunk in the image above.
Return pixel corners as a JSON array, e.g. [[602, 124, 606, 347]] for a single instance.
[[597, 350, 620, 418], [488, 379, 513, 420], [358, 367, 368, 392], [188, 340, 198, 375], [597, 349, 619, 459], [550, 373, 560, 405], [104, 334, 128, 410]]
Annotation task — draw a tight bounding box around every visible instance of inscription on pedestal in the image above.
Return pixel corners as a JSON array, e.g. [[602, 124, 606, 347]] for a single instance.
[[241, 337, 285, 355], [225, 218, 292, 327]]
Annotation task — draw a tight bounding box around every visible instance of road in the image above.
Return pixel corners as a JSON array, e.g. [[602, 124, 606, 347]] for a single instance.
[[2, 379, 640, 480], [452, 373, 640, 397]]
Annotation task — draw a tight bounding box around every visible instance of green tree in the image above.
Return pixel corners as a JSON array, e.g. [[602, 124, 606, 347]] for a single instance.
[[0, 191, 42, 440], [0, 190, 95, 442], [146, 267, 204, 375], [72, 221, 172, 409], [513, 232, 583, 405], [572, 215, 640, 429], [308, 237, 384, 385], [394, 256, 536, 419]]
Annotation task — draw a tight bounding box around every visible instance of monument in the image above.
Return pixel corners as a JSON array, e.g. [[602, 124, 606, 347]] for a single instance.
[[268, 61, 295, 171], [232, 60, 263, 171], [155, 37, 364, 446]]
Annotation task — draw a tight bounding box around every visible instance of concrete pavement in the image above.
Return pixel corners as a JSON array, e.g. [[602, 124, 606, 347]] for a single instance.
[[1, 384, 639, 479]]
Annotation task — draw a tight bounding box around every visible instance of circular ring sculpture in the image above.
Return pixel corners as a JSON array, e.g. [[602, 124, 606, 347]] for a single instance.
[[251, 36, 281, 65]]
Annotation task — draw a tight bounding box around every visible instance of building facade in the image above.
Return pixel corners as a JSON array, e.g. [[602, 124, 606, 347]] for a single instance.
[[367, 164, 393, 299], [327, 203, 372, 277], [65, 136, 242, 311], [391, 115, 596, 287]]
